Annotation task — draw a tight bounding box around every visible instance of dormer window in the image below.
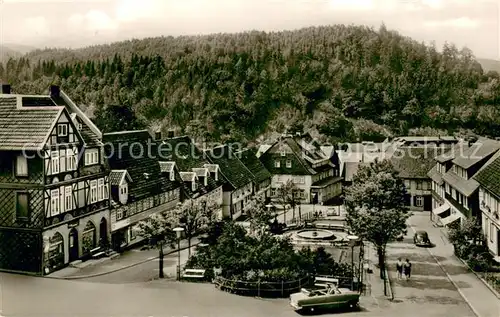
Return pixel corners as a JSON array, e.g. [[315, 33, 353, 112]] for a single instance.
[[170, 172, 175, 181], [192, 181, 197, 192], [57, 124, 68, 137]]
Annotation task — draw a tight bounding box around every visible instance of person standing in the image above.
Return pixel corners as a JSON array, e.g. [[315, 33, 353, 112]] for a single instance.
[[404, 258, 412, 280], [396, 258, 403, 280]]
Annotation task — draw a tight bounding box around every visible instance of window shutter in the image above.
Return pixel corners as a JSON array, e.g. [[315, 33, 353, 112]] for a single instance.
[[86, 180, 90, 204], [44, 190, 50, 217], [72, 183, 78, 207]]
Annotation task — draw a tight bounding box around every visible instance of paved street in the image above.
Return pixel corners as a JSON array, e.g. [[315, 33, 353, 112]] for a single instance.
[[1, 272, 383, 317], [82, 245, 192, 283], [3, 209, 498, 317]]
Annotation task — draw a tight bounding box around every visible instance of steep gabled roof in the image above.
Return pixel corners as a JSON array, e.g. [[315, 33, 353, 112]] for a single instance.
[[205, 145, 254, 190], [103, 130, 179, 200], [473, 150, 500, 198], [159, 161, 176, 173], [0, 96, 64, 150], [109, 170, 132, 186], [237, 148, 272, 184]]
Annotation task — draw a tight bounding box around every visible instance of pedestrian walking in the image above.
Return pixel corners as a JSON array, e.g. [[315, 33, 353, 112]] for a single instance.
[[404, 258, 412, 280], [396, 258, 403, 280]]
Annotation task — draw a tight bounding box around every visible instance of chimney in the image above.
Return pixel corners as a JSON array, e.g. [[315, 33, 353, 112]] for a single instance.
[[167, 129, 175, 138], [1, 84, 11, 94], [49, 85, 60, 98], [154, 131, 162, 141]]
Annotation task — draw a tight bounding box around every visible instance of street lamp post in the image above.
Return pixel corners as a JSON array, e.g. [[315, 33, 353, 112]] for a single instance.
[[158, 240, 164, 279], [173, 227, 185, 281], [347, 235, 359, 291]]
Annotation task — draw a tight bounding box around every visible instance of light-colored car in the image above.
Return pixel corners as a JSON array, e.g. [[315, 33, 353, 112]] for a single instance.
[[290, 283, 360, 313]]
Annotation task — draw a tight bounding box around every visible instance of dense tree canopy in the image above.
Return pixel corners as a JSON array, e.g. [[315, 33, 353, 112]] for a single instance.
[[344, 159, 410, 279], [1, 24, 499, 142]]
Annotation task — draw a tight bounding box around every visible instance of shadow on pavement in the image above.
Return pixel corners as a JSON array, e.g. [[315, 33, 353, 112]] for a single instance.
[[404, 295, 465, 305], [392, 276, 471, 290], [386, 253, 448, 263], [295, 305, 368, 315]]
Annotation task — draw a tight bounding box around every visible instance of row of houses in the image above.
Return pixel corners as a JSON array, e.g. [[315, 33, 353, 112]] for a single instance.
[[3, 84, 498, 275], [337, 136, 500, 262], [0, 85, 348, 276]]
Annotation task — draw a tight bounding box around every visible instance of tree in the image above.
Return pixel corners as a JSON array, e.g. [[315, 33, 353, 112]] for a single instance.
[[176, 198, 220, 257], [344, 159, 410, 280], [93, 103, 146, 133], [246, 195, 275, 236], [277, 179, 301, 224], [134, 212, 178, 278]]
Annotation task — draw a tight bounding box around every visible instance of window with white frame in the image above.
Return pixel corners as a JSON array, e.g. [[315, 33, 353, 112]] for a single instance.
[[64, 186, 72, 211], [15, 155, 28, 176], [66, 149, 76, 170], [281, 150, 286, 156], [98, 179, 104, 201], [286, 160, 292, 168], [415, 196, 423, 207], [274, 160, 280, 168], [51, 189, 60, 216], [51, 151, 59, 174], [90, 180, 98, 203], [85, 149, 99, 166], [192, 181, 197, 192], [57, 124, 68, 137], [404, 180, 410, 188], [116, 209, 123, 220], [60, 149, 66, 172]]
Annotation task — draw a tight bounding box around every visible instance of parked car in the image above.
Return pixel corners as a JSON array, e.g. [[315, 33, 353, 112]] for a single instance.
[[290, 283, 360, 313], [413, 230, 432, 247]]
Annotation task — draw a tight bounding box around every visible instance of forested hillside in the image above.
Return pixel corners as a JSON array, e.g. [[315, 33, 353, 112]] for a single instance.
[[1, 24, 500, 143]]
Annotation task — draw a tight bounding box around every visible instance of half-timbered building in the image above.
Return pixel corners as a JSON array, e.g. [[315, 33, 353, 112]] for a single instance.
[[0, 85, 110, 275]]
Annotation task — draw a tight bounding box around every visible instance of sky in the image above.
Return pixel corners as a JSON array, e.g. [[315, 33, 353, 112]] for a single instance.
[[0, 0, 498, 59]]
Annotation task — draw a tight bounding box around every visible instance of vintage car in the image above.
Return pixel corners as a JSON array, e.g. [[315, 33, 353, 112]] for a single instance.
[[290, 283, 360, 313], [413, 230, 432, 247]]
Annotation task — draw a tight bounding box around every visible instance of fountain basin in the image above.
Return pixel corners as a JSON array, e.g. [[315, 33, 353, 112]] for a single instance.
[[296, 229, 335, 240]]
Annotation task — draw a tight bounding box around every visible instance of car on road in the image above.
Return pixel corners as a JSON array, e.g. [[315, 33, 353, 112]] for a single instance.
[[290, 283, 360, 313], [413, 230, 432, 247]]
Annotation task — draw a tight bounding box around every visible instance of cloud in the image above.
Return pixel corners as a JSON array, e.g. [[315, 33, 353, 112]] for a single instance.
[[424, 17, 480, 28], [22, 16, 51, 38], [327, 0, 374, 11], [68, 10, 118, 33]]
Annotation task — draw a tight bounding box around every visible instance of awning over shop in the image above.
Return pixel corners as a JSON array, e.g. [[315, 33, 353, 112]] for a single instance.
[[432, 202, 450, 216], [441, 213, 461, 226]]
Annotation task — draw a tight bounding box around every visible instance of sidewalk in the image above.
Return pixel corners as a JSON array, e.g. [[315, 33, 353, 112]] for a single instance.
[[408, 213, 500, 317], [47, 236, 201, 279]]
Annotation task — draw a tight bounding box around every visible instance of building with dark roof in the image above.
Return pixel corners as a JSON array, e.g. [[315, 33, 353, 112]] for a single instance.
[[205, 145, 255, 219], [429, 139, 500, 228], [257, 133, 342, 205], [390, 146, 450, 211], [0, 84, 111, 275], [160, 136, 224, 219], [103, 130, 182, 250], [237, 148, 272, 199], [473, 152, 500, 262]]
